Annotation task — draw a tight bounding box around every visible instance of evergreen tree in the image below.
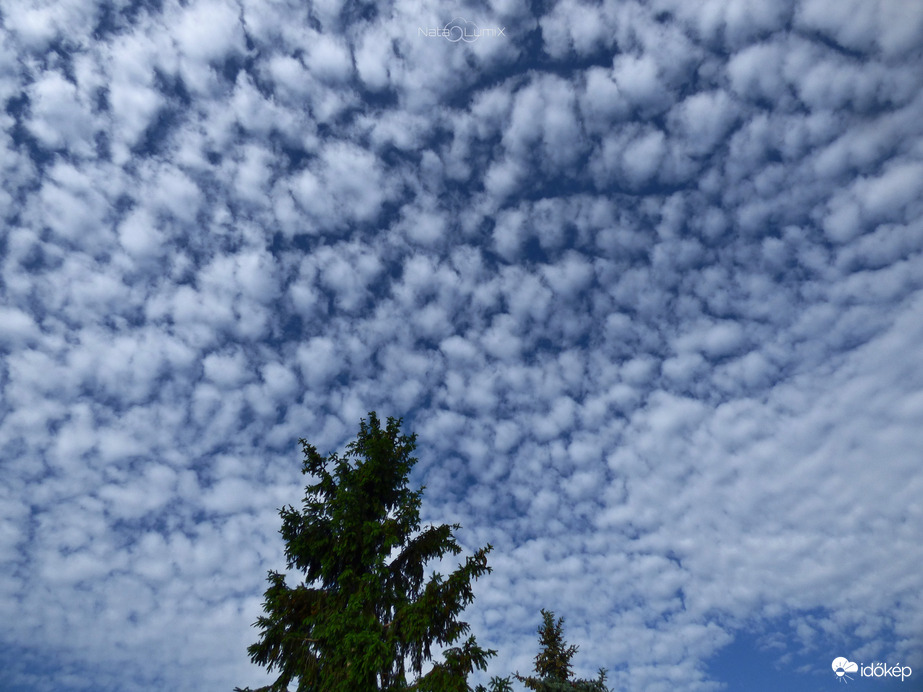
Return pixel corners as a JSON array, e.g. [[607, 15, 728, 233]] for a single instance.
[[514, 610, 608, 692], [474, 677, 514, 692], [237, 413, 496, 692]]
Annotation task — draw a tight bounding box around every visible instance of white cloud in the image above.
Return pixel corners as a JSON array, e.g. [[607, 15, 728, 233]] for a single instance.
[[203, 347, 253, 389], [727, 41, 787, 103], [25, 70, 97, 154], [354, 31, 392, 91], [305, 33, 354, 83], [296, 336, 341, 387], [612, 53, 670, 115], [540, 0, 617, 59], [172, 0, 245, 63], [796, 0, 923, 57], [103, 28, 173, 159], [620, 127, 666, 185], [655, 0, 794, 49], [0, 306, 39, 346], [669, 90, 738, 158], [289, 142, 393, 230], [32, 161, 113, 246], [1, 0, 94, 51], [118, 207, 164, 259]]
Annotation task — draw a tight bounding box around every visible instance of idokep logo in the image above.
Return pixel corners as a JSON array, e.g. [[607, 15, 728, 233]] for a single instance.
[[832, 658, 858, 683], [832, 657, 913, 684]]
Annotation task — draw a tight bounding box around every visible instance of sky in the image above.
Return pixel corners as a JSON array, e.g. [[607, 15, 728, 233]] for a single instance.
[[1, 0, 922, 691]]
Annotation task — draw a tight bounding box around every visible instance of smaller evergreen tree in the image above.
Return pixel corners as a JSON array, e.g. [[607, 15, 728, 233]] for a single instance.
[[514, 610, 608, 692], [474, 677, 514, 692]]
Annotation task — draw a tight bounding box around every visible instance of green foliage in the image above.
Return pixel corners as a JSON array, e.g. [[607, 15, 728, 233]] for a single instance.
[[514, 611, 609, 692], [532, 610, 578, 682], [474, 676, 514, 692], [237, 413, 496, 692]]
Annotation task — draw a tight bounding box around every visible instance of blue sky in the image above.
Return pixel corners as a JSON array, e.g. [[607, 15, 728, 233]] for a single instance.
[[1, 0, 922, 691]]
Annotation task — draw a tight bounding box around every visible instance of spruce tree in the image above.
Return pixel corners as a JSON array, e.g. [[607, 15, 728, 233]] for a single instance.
[[237, 413, 496, 692], [514, 610, 608, 692]]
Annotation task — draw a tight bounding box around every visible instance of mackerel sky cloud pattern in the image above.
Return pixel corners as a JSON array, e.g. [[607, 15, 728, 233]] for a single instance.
[[1, 0, 922, 690]]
